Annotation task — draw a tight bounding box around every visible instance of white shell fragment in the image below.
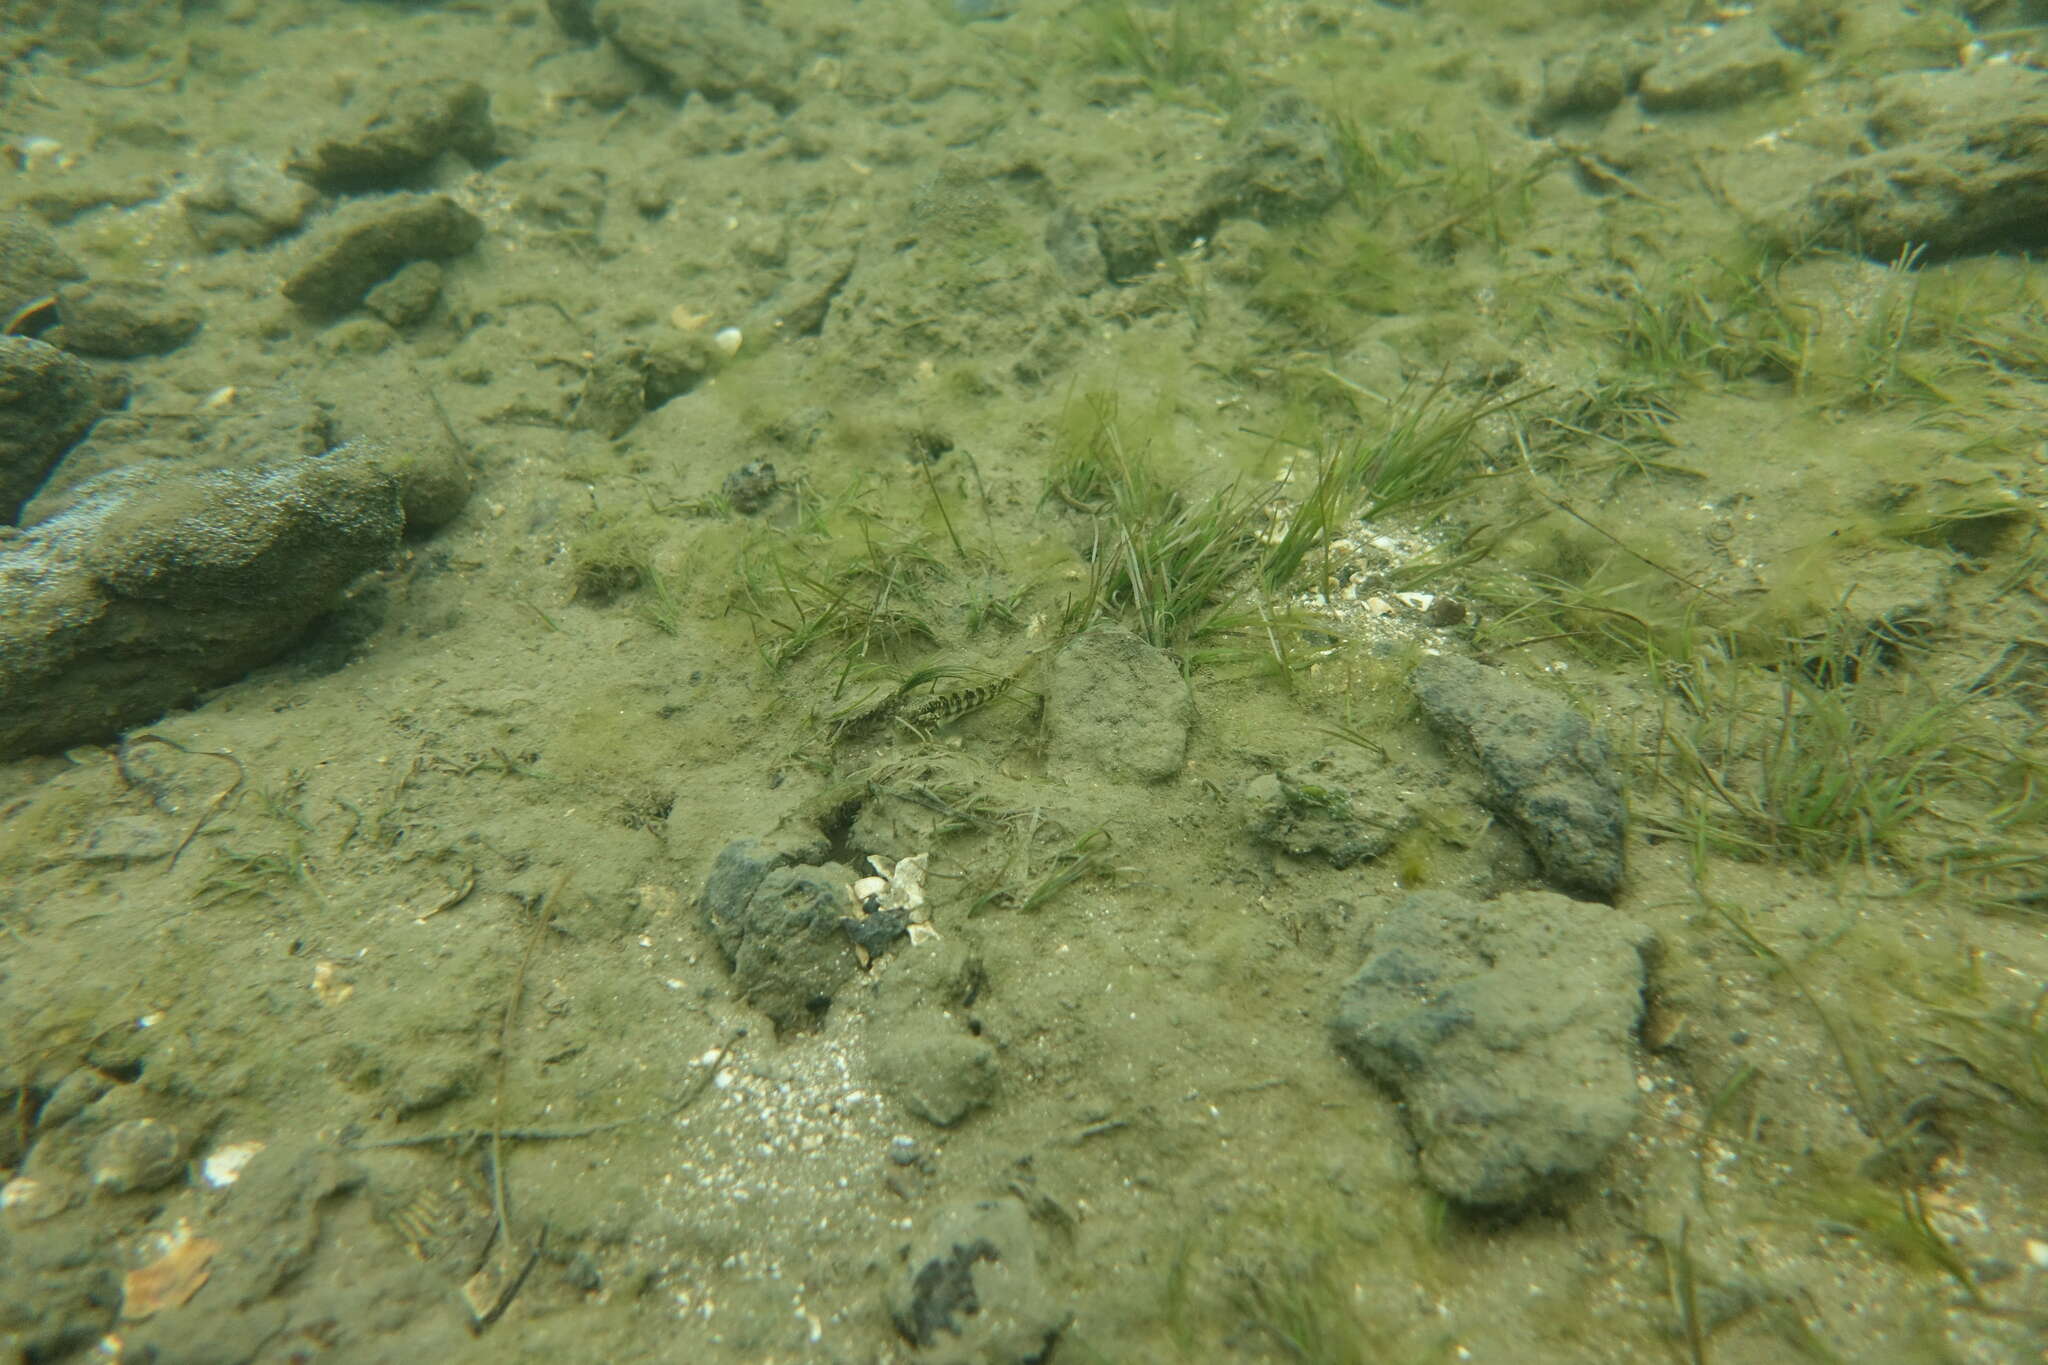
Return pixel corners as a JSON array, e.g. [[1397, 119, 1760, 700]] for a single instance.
[[201, 1140, 266, 1188], [868, 853, 928, 916], [713, 326, 743, 357]]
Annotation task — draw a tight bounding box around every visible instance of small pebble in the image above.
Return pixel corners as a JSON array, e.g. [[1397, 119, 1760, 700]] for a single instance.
[[88, 1118, 183, 1194], [887, 1134, 921, 1167], [1425, 596, 1467, 628]]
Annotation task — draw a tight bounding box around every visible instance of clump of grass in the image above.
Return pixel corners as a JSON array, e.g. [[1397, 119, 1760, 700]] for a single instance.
[[1600, 251, 1809, 385], [1069, 0, 1251, 109], [569, 515, 656, 604], [1050, 395, 1272, 657], [1261, 378, 1524, 592], [734, 533, 949, 671], [1649, 629, 1975, 869]]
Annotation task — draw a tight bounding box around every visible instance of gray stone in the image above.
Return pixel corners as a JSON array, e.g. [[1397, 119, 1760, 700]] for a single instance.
[[289, 78, 497, 192], [889, 1198, 1067, 1364], [1533, 38, 1656, 127], [1332, 889, 1656, 1209], [281, 193, 484, 317], [594, 0, 801, 104], [870, 1019, 998, 1128], [1788, 65, 2048, 259], [1409, 655, 1626, 898], [0, 447, 402, 758], [699, 835, 863, 1033], [1046, 627, 1189, 784], [181, 154, 318, 251], [1239, 748, 1421, 868], [1639, 19, 1803, 112], [363, 260, 442, 329], [85, 1117, 183, 1193], [0, 336, 103, 524]]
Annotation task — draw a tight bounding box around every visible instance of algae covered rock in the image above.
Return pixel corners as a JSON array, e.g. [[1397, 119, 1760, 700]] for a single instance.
[[0, 446, 402, 758]]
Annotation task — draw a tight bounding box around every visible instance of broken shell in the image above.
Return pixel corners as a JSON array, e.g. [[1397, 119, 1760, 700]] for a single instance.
[[868, 852, 928, 913], [713, 326, 743, 357], [122, 1228, 221, 1319], [200, 1140, 266, 1189], [852, 875, 890, 906], [88, 1118, 184, 1194]]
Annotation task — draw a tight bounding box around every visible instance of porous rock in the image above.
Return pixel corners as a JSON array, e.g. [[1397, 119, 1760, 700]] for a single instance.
[[1045, 626, 1189, 784], [889, 1198, 1066, 1365], [699, 834, 868, 1033], [181, 154, 318, 251], [594, 0, 802, 105], [1239, 748, 1422, 868], [1332, 888, 1656, 1209], [1638, 18, 1803, 112], [1408, 655, 1626, 898]]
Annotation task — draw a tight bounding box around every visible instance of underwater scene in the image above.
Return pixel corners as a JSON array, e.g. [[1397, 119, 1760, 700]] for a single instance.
[[2, 0, 2046, 1360]]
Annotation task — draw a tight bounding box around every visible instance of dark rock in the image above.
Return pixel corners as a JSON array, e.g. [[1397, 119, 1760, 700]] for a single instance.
[[843, 905, 911, 959], [594, 0, 802, 105], [1789, 65, 2048, 259], [1408, 655, 1626, 898], [50, 279, 200, 358], [1043, 208, 1107, 293], [721, 461, 780, 514], [363, 260, 443, 329], [0, 336, 104, 524], [1532, 37, 1656, 127], [572, 349, 646, 438], [281, 193, 484, 317], [1638, 19, 1803, 112], [1332, 888, 1656, 1209], [889, 1198, 1066, 1364], [290, 78, 498, 192], [699, 833, 829, 928], [698, 833, 860, 1033], [1199, 93, 1346, 225], [0, 446, 403, 759], [0, 214, 87, 325], [1046, 626, 1190, 783], [1239, 748, 1422, 868], [181, 154, 318, 251], [546, 0, 599, 40]]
